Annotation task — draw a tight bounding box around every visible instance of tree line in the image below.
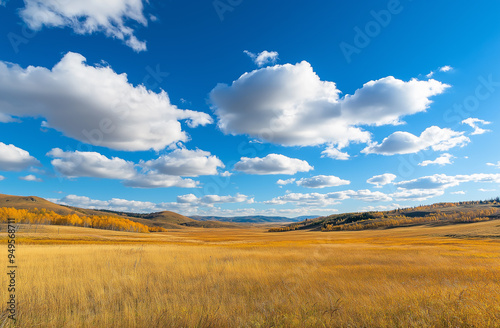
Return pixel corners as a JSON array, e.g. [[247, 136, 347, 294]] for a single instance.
[[0, 207, 167, 233]]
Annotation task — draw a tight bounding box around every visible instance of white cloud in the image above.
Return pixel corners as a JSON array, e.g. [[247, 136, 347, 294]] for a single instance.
[[0, 52, 212, 151], [48, 148, 136, 179], [277, 178, 295, 185], [264, 192, 341, 206], [479, 188, 496, 192], [451, 191, 466, 195], [176, 193, 252, 205], [0, 142, 39, 171], [486, 161, 500, 168], [395, 174, 461, 190], [396, 173, 500, 191], [296, 175, 350, 188], [210, 61, 448, 151], [141, 148, 224, 177], [265, 189, 392, 206], [244, 50, 279, 67], [439, 65, 453, 72], [234, 154, 313, 175], [462, 118, 491, 135], [366, 173, 397, 187], [391, 189, 445, 201], [123, 172, 199, 189], [220, 171, 233, 177], [19, 0, 149, 51], [418, 153, 455, 167], [388, 173, 500, 201], [0, 175, 4, 181], [349, 189, 393, 202], [47, 148, 204, 189], [19, 174, 42, 182], [362, 126, 469, 155], [57, 195, 158, 212], [426, 66, 453, 78], [321, 146, 350, 160], [359, 203, 401, 212]]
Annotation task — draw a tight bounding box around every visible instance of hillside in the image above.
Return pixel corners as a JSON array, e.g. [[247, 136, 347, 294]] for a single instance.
[[0, 194, 81, 216], [0, 193, 235, 229], [269, 199, 500, 232]]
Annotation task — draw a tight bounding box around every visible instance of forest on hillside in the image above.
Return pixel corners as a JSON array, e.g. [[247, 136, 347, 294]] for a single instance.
[[0, 207, 167, 233], [270, 199, 500, 232]]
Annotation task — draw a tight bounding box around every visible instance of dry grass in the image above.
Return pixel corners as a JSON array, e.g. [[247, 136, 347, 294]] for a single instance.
[[1, 221, 500, 327]]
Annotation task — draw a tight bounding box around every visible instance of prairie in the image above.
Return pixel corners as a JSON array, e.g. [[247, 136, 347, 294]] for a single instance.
[[1, 220, 500, 327]]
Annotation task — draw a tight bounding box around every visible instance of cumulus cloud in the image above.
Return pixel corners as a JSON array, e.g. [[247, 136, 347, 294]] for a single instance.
[[321, 146, 350, 160], [359, 203, 401, 212], [277, 178, 295, 185], [0, 52, 212, 151], [234, 154, 313, 175], [350, 189, 393, 202], [368, 173, 500, 202], [362, 126, 469, 155], [265, 192, 342, 206], [395, 174, 461, 190], [19, 174, 42, 182], [462, 118, 491, 135], [391, 189, 445, 201], [244, 50, 279, 67], [47, 148, 210, 189], [210, 61, 448, 151], [418, 153, 455, 167], [57, 195, 158, 212], [366, 173, 397, 187], [296, 175, 350, 188], [396, 173, 500, 190], [19, 0, 149, 51], [141, 148, 224, 177], [122, 172, 199, 189], [265, 189, 392, 206], [176, 193, 252, 205], [0, 175, 4, 181], [48, 148, 136, 179], [0, 142, 39, 171]]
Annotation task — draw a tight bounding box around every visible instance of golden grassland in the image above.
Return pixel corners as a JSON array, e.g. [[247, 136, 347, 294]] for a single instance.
[[1, 221, 500, 327]]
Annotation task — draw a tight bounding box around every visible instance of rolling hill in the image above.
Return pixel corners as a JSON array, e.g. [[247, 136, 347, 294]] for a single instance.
[[269, 198, 500, 232], [0, 194, 81, 216], [0, 193, 236, 229]]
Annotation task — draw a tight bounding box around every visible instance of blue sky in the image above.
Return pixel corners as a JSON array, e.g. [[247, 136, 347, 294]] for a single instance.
[[0, 0, 499, 217]]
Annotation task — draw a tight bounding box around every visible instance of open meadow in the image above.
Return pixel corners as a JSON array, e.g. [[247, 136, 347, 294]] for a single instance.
[[1, 221, 500, 327]]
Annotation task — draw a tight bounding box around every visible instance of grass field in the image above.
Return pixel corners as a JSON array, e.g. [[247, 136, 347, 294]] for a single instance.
[[1, 221, 500, 327]]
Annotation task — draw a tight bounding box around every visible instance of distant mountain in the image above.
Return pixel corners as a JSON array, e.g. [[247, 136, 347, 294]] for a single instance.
[[190, 215, 318, 223]]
